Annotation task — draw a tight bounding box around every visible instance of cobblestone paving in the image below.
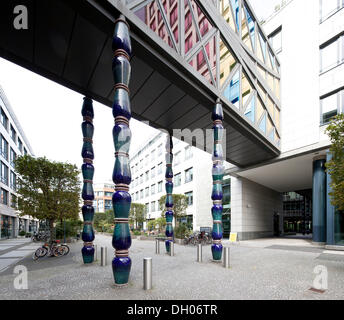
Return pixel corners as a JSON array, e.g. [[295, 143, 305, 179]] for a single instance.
[[0, 234, 343, 300]]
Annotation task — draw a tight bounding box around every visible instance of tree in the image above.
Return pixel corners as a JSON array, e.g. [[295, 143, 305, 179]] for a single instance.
[[158, 194, 188, 228], [94, 210, 113, 232], [326, 114, 344, 211], [15, 155, 81, 240], [155, 216, 166, 233], [129, 203, 146, 230]]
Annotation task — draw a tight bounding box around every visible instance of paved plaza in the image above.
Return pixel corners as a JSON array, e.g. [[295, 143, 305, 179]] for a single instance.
[[0, 234, 343, 300]]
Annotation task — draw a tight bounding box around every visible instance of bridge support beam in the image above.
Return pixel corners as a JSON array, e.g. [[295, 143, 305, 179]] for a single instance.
[[165, 134, 174, 254], [211, 99, 225, 261], [81, 97, 95, 264], [111, 16, 133, 286]]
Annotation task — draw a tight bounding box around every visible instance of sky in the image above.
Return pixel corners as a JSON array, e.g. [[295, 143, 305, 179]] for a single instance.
[[0, 1, 280, 183]]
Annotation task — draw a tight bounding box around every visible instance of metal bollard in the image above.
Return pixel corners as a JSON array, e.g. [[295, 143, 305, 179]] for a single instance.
[[223, 247, 230, 269], [101, 247, 107, 266], [170, 241, 174, 256], [95, 245, 98, 261], [197, 244, 202, 262], [143, 257, 152, 290], [155, 239, 160, 255]]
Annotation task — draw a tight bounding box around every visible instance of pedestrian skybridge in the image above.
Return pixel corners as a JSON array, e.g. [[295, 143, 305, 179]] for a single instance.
[[0, 0, 281, 167]]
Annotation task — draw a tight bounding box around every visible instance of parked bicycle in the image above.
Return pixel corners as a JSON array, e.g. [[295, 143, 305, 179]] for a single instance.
[[31, 231, 50, 243], [33, 240, 70, 260], [184, 231, 212, 246]]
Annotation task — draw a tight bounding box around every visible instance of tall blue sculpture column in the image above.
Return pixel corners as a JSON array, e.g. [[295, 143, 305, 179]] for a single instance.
[[81, 97, 95, 264], [165, 134, 174, 253], [312, 156, 327, 244], [111, 15, 132, 286], [211, 99, 224, 261]]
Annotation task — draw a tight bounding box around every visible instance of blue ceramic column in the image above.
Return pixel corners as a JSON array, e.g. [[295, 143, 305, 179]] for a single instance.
[[211, 99, 225, 261], [165, 134, 174, 253], [81, 97, 95, 264], [312, 156, 327, 244], [111, 15, 132, 286]]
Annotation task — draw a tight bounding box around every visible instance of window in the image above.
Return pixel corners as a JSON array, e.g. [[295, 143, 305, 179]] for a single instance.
[[185, 10, 192, 31], [151, 167, 155, 178], [199, 17, 209, 37], [197, 50, 205, 70], [185, 146, 193, 160], [10, 125, 16, 142], [10, 171, 16, 191], [1, 162, 8, 185], [157, 144, 163, 156], [151, 201, 156, 212], [0, 135, 8, 160], [145, 154, 149, 166], [158, 181, 163, 193], [185, 167, 193, 183], [24, 148, 27, 156], [10, 148, 16, 168], [145, 203, 149, 214], [11, 194, 17, 209], [140, 174, 143, 184], [136, 192, 139, 201], [321, 91, 341, 124], [140, 159, 143, 169], [174, 151, 181, 166], [170, 6, 178, 26], [0, 108, 8, 131], [269, 28, 282, 54], [1, 188, 8, 205], [151, 149, 156, 161], [320, 0, 343, 21], [145, 187, 149, 197], [151, 184, 156, 195], [18, 138, 23, 153], [174, 173, 181, 187], [149, 2, 155, 17], [159, 26, 165, 39], [173, 27, 179, 43], [320, 36, 343, 73], [185, 191, 193, 206], [150, 19, 156, 32], [185, 33, 193, 53], [158, 162, 163, 175], [145, 171, 149, 181], [140, 189, 144, 199]]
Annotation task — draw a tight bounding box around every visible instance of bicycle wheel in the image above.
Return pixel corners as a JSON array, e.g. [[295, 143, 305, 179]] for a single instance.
[[52, 246, 63, 257], [61, 244, 70, 255], [34, 247, 47, 259]]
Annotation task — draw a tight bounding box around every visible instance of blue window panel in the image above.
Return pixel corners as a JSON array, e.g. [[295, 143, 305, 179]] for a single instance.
[[258, 32, 266, 62], [268, 128, 275, 141], [224, 70, 240, 109], [231, 0, 240, 32], [244, 6, 255, 50], [244, 95, 255, 123], [259, 113, 267, 133], [268, 49, 275, 70]]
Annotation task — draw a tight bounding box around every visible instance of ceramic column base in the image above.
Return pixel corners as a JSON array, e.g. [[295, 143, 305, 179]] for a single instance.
[[82, 245, 95, 264], [112, 256, 132, 286]]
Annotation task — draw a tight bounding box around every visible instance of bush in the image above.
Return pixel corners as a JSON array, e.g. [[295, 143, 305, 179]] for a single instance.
[[132, 230, 141, 236], [19, 230, 26, 236], [25, 232, 32, 238], [174, 223, 189, 239]]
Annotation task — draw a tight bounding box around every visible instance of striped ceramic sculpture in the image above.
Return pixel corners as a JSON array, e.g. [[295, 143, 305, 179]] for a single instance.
[[111, 15, 132, 286]]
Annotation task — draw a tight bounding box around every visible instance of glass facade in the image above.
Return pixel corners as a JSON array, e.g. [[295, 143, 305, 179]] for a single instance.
[[131, 0, 281, 146]]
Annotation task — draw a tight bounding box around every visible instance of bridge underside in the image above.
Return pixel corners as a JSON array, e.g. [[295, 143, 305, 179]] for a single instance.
[[0, 0, 279, 168]]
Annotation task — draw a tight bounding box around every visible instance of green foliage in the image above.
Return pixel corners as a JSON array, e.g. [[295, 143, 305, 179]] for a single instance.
[[158, 194, 188, 227], [55, 219, 82, 239], [174, 223, 189, 239], [155, 217, 166, 232], [15, 156, 81, 228], [93, 210, 113, 232], [147, 220, 157, 231], [132, 230, 141, 236], [19, 230, 26, 236], [326, 114, 344, 211], [129, 203, 146, 229]]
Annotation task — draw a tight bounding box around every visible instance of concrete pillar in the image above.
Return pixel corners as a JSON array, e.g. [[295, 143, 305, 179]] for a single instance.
[[312, 156, 327, 244]]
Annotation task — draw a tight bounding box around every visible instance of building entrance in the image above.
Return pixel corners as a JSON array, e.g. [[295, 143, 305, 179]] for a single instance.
[[282, 191, 312, 236]]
